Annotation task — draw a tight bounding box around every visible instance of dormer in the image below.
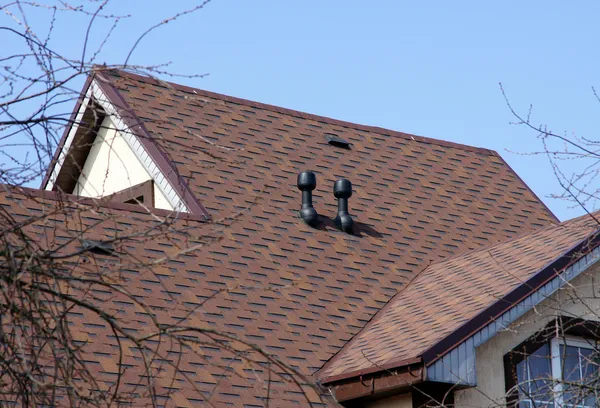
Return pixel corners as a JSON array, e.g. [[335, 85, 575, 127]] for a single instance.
[[41, 71, 209, 219]]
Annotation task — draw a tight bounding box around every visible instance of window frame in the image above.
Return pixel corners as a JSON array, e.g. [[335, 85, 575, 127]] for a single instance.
[[505, 334, 599, 407], [551, 336, 599, 407]]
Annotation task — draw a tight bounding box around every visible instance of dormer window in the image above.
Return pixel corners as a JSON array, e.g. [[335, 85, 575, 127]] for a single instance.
[[505, 334, 600, 407]]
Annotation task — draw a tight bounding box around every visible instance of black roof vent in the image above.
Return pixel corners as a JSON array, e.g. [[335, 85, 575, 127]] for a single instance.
[[297, 171, 319, 227], [333, 178, 353, 233], [325, 134, 351, 149]]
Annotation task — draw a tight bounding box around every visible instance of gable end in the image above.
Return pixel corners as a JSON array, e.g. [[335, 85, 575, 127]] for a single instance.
[[42, 73, 209, 219]]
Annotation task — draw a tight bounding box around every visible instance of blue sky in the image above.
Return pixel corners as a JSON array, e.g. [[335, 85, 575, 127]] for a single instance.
[[8, 1, 600, 220]]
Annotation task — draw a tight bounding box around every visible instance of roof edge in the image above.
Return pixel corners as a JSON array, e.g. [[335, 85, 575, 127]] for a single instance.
[[1, 184, 208, 222], [421, 223, 600, 366], [40, 75, 95, 190], [322, 358, 424, 403], [108, 69, 498, 157], [94, 71, 210, 219], [320, 217, 600, 387], [320, 357, 422, 385], [495, 153, 559, 223]]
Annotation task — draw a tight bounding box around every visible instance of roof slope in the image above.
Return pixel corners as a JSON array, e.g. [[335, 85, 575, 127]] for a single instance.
[[97, 69, 558, 359], [319, 212, 600, 382], [0, 187, 332, 406], [34, 69, 559, 405], [101, 70, 556, 225]]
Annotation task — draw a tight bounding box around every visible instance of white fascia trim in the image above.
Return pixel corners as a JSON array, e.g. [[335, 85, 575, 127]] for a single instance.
[[427, 245, 600, 386], [46, 79, 188, 213]]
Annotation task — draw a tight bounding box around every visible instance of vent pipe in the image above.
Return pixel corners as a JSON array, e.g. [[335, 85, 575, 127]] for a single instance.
[[334, 178, 353, 233], [297, 171, 319, 226]]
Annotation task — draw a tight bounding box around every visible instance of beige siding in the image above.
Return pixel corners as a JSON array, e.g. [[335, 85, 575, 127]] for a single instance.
[[73, 116, 173, 210], [454, 261, 600, 407], [364, 393, 412, 408]]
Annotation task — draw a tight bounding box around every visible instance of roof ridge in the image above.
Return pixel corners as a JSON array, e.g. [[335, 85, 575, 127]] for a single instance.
[[107, 69, 498, 157]]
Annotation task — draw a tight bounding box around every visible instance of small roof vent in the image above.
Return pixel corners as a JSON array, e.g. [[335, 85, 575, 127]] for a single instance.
[[81, 239, 116, 256], [325, 133, 351, 149]]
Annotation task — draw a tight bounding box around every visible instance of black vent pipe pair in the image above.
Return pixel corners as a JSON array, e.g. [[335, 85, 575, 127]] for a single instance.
[[297, 171, 353, 233]]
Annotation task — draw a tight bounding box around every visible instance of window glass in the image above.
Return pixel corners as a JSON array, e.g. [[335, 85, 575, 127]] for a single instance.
[[560, 344, 599, 408], [517, 343, 554, 407]]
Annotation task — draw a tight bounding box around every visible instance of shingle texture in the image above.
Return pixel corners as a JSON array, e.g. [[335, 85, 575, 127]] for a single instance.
[[319, 212, 600, 381], [4, 70, 563, 406]]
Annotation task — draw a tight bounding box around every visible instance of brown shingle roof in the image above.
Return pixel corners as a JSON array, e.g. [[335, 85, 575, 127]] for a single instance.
[[0, 187, 333, 406], [25, 69, 562, 405], [319, 212, 600, 383]]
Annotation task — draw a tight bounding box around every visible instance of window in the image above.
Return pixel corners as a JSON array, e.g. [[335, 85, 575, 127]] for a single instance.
[[506, 336, 600, 407], [514, 342, 554, 407], [558, 338, 600, 407]]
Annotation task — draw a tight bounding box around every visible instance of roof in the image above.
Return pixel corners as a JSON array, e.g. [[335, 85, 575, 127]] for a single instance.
[[95, 69, 556, 225], [0, 187, 221, 405], [319, 211, 600, 383], [28, 69, 562, 405]]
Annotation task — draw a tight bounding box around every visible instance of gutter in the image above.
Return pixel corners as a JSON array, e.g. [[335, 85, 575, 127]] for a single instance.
[[322, 358, 424, 402]]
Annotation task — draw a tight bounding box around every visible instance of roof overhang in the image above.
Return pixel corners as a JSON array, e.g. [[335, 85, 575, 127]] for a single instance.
[[41, 74, 95, 192], [41, 69, 209, 219], [424, 228, 600, 385], [322, 227, 600, 400]]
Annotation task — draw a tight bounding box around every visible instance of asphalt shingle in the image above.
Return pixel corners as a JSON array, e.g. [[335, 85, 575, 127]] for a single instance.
[[1, 69, 562, 406]]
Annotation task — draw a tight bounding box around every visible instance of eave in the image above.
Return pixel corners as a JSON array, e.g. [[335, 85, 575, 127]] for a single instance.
[[425, 228, 600, 385], [323, 358, 425, 402], [322, 226, 600, 400]]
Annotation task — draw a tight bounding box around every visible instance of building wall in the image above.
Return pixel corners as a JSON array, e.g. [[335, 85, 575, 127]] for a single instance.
[[73, 116, 173, 210], [454, 261, 600, 407], [363, 393, 412, 408]]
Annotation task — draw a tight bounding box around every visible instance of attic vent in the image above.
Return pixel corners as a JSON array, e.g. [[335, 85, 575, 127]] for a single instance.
[[81, 239, 116, 256], [325, 134, 350, 149], [102, 180, 154, 207]]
